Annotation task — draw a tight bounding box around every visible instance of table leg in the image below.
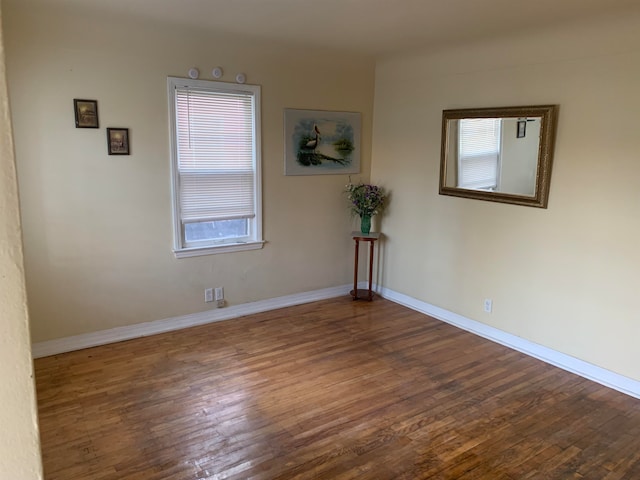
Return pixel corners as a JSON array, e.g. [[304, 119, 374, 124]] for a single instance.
[[353, 238, 359, 300], [368, 239, 374, 300]]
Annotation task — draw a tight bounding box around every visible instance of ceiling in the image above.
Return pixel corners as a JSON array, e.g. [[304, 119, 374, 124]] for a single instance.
[[14, 0, 640, 57]]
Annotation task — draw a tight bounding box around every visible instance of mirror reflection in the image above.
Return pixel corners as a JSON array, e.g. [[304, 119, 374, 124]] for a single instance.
[[440, 105, 558, 208], [444, 117, 541, 196]]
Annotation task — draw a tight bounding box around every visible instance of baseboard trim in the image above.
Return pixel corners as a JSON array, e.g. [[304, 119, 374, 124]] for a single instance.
[[375, 285, 640, 399], [31, 284, 351, 359]]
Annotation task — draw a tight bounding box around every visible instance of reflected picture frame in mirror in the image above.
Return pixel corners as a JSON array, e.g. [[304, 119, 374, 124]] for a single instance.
[[439, 105, 559, 208]]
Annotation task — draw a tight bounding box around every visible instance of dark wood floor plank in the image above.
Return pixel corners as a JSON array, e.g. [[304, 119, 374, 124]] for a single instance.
[[35, 297, 640, 479]]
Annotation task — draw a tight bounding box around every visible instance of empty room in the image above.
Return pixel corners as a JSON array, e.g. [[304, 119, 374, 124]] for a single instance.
[[2, 0, 640, 478]]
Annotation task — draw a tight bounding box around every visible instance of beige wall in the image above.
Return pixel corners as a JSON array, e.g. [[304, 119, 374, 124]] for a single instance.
[[371, 10, 640, 381], [0, 3, 43, 478], [3, 2, 374, 342]]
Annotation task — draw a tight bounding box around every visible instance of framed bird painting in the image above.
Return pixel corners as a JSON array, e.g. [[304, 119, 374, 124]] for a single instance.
[[284, 108, 361, 175]]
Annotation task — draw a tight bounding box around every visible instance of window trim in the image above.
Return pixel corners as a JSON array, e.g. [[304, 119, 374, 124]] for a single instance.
[[167, 76, 263, 257]]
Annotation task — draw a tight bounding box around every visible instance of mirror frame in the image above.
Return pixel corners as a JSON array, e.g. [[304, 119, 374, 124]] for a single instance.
[[439, 105, 559, 208]]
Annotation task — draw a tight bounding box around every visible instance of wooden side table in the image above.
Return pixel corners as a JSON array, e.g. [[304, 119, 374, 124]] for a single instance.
[[350, 232, 380, 301]]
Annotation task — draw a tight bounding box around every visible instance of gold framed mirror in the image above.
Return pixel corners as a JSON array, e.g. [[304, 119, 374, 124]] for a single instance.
[[439, 105, 558, 208]]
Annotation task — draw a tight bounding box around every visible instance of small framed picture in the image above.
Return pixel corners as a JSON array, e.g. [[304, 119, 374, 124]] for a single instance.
[[107, 128, 130, 155], [73, 99, 99, 128], [517, 119, 527, 138]]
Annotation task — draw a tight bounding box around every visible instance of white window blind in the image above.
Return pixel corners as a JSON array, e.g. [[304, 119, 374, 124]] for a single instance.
[[458, 118, 501, 190], [168, 77, 262, 257], [176, 88, 255, 223]]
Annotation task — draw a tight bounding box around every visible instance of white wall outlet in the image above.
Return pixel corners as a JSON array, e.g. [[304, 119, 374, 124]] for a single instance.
[[483, 298, 493, 313], [205, 288, 213, 303], [214, 287, 224, 301], [215, 287, 225, 308]]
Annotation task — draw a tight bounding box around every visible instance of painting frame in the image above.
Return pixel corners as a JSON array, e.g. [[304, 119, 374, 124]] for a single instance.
[[284, 108, 361, 176], [517, 119, 527, 138], [107, 128, 130, 155], [73, 99, 99, 128]]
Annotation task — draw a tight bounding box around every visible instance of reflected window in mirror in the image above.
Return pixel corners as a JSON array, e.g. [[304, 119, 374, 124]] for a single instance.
[[457, 118, 501, 191], [440, 105, 558, 208]]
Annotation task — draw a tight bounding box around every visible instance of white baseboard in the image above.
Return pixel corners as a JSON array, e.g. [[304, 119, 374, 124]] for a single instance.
[[375, 285, 640, 399], [32, 282, 640, 399], [31, 284, 351, 359]]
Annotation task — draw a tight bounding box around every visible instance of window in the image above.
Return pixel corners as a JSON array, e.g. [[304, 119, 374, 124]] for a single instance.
[[168, 77, 263, 258], [457, 118, 502, 190]]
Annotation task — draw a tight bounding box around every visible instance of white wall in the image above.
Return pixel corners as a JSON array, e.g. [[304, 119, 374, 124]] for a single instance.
[[371, 10, 640, 381], [3, 2, 375, 342], [0, 3, 43, 477]]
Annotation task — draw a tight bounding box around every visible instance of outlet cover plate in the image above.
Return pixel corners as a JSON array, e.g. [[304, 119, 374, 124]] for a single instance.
[[483, 299, 492, 313], [205, 288, 213, 303]]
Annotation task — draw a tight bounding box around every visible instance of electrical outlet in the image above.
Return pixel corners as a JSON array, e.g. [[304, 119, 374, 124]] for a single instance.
[[215, 287, 225, 308], [214, 287, 224, 301], [483, 298, 493, 313], [205, 288, 213, 303]]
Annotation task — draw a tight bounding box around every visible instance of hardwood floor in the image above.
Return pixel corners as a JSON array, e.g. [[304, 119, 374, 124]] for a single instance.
[[35, 297, 640, 479]]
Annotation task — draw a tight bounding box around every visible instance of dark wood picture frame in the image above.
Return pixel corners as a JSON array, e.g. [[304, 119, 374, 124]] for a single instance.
[[107, 128, 130, 155], [74, 99, 99, 128], [517, 119, 527, 138]]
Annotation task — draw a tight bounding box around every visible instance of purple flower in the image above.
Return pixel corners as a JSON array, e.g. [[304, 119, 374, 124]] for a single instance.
[[345, 182, 387, 217]]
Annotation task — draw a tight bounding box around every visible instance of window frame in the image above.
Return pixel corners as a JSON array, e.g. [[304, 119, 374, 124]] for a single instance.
[[167, 76, 263, 258]]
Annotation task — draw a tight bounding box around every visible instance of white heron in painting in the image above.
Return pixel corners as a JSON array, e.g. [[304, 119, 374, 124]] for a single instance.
[[304, 125, 320, 151]]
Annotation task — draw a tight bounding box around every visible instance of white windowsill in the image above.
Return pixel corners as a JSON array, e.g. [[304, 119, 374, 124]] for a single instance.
[[173, 240, 265, 258]]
